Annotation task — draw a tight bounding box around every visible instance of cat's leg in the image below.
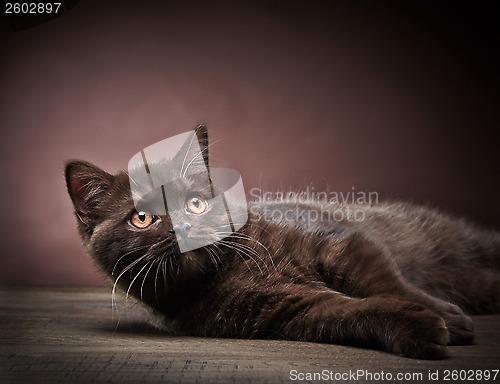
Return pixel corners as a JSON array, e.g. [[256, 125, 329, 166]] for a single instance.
[[316, 231, 474, 345], [415, 225, 500, 314], [403, 227, 500, 315], [251, 288, 450, 359], [417, 267, 500, 314]]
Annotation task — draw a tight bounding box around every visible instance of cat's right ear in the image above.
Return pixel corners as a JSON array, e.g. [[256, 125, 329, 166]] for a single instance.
[[65, 160, 113, 228]]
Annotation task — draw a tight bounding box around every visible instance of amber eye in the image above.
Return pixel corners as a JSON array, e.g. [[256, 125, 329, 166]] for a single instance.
[[130, 211, 155, 229], [186, 196, 207, 214]]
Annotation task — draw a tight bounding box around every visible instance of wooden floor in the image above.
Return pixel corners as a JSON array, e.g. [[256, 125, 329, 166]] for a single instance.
[[0, 286, 499, 384]]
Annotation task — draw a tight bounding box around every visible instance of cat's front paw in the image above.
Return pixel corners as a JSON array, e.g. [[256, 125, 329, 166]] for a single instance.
[[388, 307, 450, 359]]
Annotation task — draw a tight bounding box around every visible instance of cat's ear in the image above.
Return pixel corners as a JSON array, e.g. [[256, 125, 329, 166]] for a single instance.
[[65, 160, 114, 228], [174, 123, 210, 176], [194, 123, 210, 169]]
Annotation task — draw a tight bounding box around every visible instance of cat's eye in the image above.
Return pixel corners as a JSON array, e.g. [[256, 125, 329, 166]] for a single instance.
[[186, 196, 207, 214], [130, 210, 155, 229]]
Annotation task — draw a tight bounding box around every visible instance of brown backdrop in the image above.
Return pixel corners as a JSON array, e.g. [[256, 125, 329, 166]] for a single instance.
[[1, 1, 499, 285]]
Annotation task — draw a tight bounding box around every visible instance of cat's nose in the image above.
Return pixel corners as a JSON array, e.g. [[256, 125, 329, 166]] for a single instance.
[[170, 222, 192, 238]]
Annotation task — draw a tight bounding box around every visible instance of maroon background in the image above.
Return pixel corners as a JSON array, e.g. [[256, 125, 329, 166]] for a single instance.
[[1, 1, 499, 285]]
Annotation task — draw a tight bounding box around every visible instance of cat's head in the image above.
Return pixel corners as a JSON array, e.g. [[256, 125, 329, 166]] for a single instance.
[[65, 124, 233, 311]]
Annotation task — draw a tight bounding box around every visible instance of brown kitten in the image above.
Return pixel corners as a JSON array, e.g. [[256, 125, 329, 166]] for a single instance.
[[65, 125, 500, 359]]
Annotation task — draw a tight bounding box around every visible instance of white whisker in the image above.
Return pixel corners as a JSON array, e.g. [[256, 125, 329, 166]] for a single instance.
[[218, 239, 265, 276], [126, 261, 151, 303], [112, 254, 148, 311], [154, 259, 162, 308], [140, 260, 156, 303], [111, 244, 151, 276]]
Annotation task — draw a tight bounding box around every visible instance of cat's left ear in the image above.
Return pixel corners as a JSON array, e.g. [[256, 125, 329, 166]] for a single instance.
[[194, 123, 209, 170], [174, 123, 210, 176]]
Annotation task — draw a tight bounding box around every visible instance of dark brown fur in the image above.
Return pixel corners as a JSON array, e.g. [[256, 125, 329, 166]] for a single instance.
[[65, 125, 500, 359]]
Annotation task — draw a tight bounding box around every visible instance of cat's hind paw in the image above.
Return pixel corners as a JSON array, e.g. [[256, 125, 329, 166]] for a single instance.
[[432, 302, 474, 345], [388, 308, 450, 359], [443, 312, 474, 345]]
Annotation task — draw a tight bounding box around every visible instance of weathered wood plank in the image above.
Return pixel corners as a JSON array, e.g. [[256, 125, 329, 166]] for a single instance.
[[1, 286, 499, 383]]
